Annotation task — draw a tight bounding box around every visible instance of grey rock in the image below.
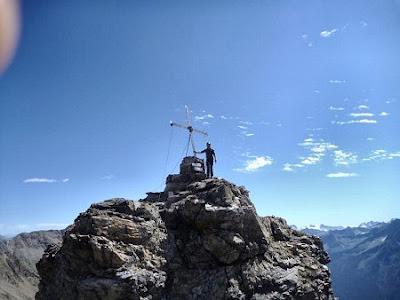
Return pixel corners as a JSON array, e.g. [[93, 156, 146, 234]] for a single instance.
[[0, 230, 63, 300], [36, 157, 334, 300]]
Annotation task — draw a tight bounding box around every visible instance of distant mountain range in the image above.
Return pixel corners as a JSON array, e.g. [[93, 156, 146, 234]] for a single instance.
[[0, 230, 63, 300], [303, 219, 400, 300], [1, 219, 399, 300]]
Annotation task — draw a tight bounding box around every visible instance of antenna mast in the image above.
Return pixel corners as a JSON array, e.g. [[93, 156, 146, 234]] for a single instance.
[[170, 105, 208, 156]]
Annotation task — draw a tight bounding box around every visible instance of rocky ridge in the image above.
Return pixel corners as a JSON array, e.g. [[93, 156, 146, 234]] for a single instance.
[[0, 230, 63, 300], [36, 157, 334, 299]]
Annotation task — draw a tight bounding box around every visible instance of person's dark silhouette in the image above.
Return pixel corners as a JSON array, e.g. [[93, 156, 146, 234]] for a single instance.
[[196, 142, 217, 178]]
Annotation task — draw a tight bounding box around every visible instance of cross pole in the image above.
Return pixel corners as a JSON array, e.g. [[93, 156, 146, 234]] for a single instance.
[[170, 105, 208, 157]]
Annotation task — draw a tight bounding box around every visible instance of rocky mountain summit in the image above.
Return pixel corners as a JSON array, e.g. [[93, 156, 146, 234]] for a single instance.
[[36, 157, 334, 300]]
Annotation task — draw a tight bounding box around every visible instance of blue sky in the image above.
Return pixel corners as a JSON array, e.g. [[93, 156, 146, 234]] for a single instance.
[[1, 0, 400, 235]]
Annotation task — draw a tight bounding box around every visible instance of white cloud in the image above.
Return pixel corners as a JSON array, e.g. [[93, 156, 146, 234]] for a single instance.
[[24, 178, 57, 183], [301, 34, 313, 47], [23, 177, 70, 183], [358, 119, 377, 124], [320, 29, 338, 38], [329, 79, 346, 84], [310, 142, 338, 153], [283, 163, 304, 172], [194, 114, 214, 121], [379, 112, 389, 117], [306, 127, 323, 132], [244, 133, 255, 137], [358, 105, 369, 110], [329, 106, 345, 111], [237, 125, 247, 130], [350, 112, 374, 117], [326, 172, 358, 178], [287, 138, 341, 171], [334, 150, 358, 166], [333, 119, 377, 125], [239, 120, 253, 125], [220, 115, 228, 120], [389, 152, 400, 158], [234, 156, 273, 173], [366, 137, 374, 141], [363, 149, 400, 162], [301, 155, 323, 165]]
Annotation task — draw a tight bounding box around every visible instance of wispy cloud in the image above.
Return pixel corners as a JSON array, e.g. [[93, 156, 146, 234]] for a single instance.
[[285, 138, 340, 172], [326, 172, 358, 178], [333, 119, 377, 125], [24, 178, 57, 183], [329, 106, 345, 111], [237, 125, 248, 130], [363, 150, 400, 162], [24, 178, 51, 183], [234, 156, 273, 173], [334, 150, 358, 166], [194, 114, 214, 121], [349, 112, 374, 118], [310, 142, 338, 153], [283, 163, 304, 172], [101, 175, 115, 180], [358, 104, 369, 110], [379, 112, 389, 117], [301, 155, 323, 165], [23, 177, 69, 183], [301, 33, 313, 47], [329, 79, 346, 84], [239, 120, 253, 126], [320, 28, 338, 38]]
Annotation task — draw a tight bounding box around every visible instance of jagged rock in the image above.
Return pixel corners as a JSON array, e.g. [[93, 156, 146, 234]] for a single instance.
[[36, 157, 334, 300]]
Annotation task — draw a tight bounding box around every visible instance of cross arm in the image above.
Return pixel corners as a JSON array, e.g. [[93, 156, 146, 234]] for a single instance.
[[192, 128, 208, 136], [170, 121, 189, 130]]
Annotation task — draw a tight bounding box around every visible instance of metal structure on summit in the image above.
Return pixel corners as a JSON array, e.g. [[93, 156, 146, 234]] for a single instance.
[[170, 105, 208, 157]]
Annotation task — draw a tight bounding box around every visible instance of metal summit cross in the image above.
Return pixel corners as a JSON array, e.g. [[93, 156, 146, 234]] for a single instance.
[[170, 105, 208, 157]]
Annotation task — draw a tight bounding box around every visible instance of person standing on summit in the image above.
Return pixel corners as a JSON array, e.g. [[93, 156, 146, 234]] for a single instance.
[[195, 142, 217, 178]]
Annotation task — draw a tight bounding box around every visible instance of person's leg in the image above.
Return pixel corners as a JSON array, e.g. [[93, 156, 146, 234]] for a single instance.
[[210, 163, 213, 178], [206, 161, 211, 178]]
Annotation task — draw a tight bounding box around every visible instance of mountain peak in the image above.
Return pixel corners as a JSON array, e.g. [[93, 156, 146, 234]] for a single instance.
[[36, 157, 334, 299]]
